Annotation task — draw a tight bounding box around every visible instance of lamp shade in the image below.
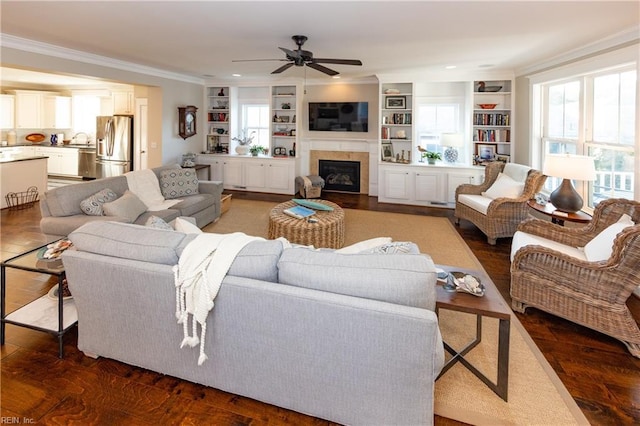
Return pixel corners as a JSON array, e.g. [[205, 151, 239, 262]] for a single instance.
[[440, 132, 464, 147], [543, 154, 596, 181]]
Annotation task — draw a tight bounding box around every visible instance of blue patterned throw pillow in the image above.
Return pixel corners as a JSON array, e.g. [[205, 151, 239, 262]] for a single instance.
[[80, 188, 118, 216], [159, 168, 199, 199]]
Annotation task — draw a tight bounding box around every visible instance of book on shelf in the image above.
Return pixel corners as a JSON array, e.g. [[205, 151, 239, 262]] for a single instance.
[[283, 205, 316, 219]]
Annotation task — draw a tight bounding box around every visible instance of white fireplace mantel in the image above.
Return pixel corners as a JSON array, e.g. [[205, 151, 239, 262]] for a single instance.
[[299, 137, 379, 195]]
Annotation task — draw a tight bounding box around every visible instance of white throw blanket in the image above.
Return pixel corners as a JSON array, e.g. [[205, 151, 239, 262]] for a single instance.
[[173, 232, 263, 365], [125, 169, 181, 211]]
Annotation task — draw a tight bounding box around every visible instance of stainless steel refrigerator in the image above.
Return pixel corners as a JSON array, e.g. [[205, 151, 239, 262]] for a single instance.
[[96, 115, 134, 178]]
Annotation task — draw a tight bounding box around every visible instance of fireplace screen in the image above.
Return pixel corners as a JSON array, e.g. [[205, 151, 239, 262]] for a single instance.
[[319, 160, 361, 193]]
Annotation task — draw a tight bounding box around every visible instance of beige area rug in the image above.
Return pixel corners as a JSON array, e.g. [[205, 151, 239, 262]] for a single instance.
[[205, 199, 589, 425]]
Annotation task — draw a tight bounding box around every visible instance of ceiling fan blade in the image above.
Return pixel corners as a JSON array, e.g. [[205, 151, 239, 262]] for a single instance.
[[306, 62, 339, 76], [278, 47, 300, 59], [232, 59, 289, 62], [312, 58, 363, 66], [271, 63, 295, 74]]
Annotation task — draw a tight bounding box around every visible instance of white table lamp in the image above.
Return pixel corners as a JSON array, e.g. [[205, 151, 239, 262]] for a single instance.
[[441, 133, 464, 163], [543, 154, 596, 213]]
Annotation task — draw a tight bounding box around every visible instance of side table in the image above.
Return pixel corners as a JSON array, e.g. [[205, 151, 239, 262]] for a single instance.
[[527, 199, 592, 226], [1, 238, 77, 358], [435, 264, 511, 402], [268, 200, 345, 248]]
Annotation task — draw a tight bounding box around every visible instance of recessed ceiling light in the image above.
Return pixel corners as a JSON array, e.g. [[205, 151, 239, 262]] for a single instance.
[[445, 65, 456, 69], [332, 75, 341, 79], [232, 73, 241, 77]]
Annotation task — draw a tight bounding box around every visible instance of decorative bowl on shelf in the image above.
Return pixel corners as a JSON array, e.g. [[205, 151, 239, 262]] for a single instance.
[[478, 104, 498, 109]]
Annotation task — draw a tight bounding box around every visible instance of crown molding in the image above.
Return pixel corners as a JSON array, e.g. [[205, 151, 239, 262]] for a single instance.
[[517, 26, 640, 77], [1, 33, 205, 85]]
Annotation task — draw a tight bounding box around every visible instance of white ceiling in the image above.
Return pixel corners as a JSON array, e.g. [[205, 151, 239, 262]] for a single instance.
[[1, 1, 638, 86]]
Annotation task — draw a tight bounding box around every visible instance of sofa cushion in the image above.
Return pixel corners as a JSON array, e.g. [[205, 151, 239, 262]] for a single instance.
[[171, 193, 216, 217], [160, 168, 199, 199], [43, 176, 128, 217], [103, 190, 148, 223], [458, 194, 493, 215], [67, 221, 197, 265], [583, 214, 635, 261], [174, 217, 202, 234], [227, 240, 284, 283], [80, 188, 118, 216], [145, 215, 174, 230], [277, 248, 436, 309], [482, 173, 524, 200]]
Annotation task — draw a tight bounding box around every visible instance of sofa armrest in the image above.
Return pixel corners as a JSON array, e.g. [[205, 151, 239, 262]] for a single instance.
[[517, 217, 594, 247], [198, 180, 223, 197]]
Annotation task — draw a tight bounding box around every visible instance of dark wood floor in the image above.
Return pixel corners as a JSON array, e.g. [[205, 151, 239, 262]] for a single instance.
[[1, 191, 639, 425]]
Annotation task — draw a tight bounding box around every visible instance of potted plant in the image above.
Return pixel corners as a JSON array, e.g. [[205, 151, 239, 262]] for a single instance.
[[422, 151, 442, 165], [250, 145, 264, 156], [232, 130, 256, 155]]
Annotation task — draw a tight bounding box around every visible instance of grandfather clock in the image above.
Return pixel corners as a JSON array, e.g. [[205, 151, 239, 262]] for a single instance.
[[178, 105, 197, 139]]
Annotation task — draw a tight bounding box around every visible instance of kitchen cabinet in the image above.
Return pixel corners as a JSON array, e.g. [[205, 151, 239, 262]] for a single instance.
[[34, 147, 79, 177], [10, 90, 71, 129], [0, 95, 15, 129], [43, 96, 72, 129], [112, 90, 134, 114], [14, 91, 43, 129]]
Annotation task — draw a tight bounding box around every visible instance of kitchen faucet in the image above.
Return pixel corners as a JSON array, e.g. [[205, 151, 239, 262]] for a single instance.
[[72, 132, 90, 145]]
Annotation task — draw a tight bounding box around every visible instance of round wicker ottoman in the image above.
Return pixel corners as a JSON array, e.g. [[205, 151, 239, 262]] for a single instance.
[[268, 200, 345, 248]]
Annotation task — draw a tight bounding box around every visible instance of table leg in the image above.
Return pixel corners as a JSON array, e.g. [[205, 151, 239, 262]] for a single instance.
[[436, 312, 510, 402], [57, 273, 65, 358], [1, 265, 5, 346]]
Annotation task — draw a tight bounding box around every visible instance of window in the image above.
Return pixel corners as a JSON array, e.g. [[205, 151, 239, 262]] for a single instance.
[[241, 104, 269, 147], [415, 97, 463, 160], [538, 66, 637, 209]]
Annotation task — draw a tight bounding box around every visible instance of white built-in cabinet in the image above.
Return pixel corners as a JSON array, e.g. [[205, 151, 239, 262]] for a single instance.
[[43, 96, 71, 129], [379, 164, 483, 208], [196, 154, 295, 195], [1, 95, 15, 129], [271, 85, 297, 157]]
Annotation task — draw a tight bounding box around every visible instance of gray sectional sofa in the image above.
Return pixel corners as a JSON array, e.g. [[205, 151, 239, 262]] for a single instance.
[[63, 221, 445, 425], [39, 164, 223, 236]]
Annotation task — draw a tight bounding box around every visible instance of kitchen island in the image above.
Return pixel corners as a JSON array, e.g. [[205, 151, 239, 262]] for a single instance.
[[0, 155, 48, 209]]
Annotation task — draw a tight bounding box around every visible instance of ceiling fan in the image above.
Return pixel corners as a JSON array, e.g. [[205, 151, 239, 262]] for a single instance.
[[232, 35, 362, 76]]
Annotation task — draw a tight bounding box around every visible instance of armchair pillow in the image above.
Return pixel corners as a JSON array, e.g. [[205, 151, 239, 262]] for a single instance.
[[583, 214, 635, 261], [102, 190, 148, 223], [481, 173, 525, 200]]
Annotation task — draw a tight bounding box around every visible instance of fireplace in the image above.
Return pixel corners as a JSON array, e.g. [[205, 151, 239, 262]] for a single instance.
[[319, 160, 361, 193]]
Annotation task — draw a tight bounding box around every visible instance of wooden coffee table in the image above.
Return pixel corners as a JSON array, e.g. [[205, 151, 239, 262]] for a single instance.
[[435, 264, 511, 402], [268, 200, 345, 248]]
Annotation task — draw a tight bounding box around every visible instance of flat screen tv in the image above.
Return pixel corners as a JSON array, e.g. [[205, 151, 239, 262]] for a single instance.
[[308, 102, 368, 132]]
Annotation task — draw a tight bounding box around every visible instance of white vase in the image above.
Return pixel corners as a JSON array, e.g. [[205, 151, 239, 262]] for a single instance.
[[235, 145, 249, 155]]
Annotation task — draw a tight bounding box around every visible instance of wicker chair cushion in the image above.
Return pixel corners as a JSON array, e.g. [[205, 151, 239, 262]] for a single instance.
[[503, 163, 531, 182], [583, 213, 635, 261], [511, 230, 586, 262], [482, 173, 525, 200], [458, 194, 492, 215]]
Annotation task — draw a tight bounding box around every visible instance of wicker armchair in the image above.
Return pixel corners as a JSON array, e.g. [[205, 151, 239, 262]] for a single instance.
[[454, 162, 547, 244], [510, 199, 640, 357]]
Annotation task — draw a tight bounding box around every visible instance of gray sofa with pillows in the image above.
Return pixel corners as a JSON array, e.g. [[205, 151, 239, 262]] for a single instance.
[[39, 164, 223, 236], [62, 221, 445, 425]]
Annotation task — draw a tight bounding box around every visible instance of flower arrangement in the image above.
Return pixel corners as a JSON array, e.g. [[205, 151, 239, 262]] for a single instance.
[[232, 130, 256, 146]]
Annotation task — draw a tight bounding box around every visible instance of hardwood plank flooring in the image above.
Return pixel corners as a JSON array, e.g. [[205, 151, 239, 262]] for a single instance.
[[1, 191, 639, 425]]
